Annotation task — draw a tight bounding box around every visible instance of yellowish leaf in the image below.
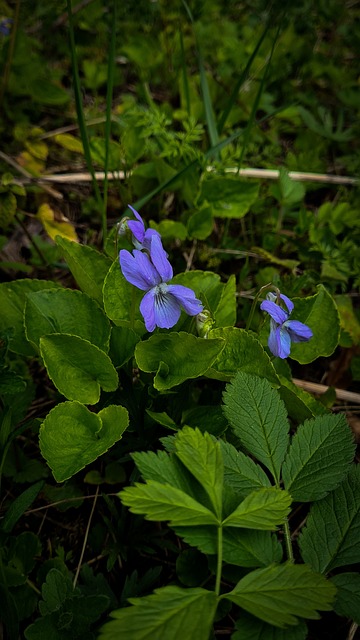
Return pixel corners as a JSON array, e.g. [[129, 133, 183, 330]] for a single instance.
[[17, 151, 44, 177], [25, 139, 48, 161], [37, 203, 78, 243], [54, 133, 84, 153]]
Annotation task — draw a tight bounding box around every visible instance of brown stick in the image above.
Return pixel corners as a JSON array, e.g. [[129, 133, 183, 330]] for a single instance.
[[293, 378, 360, 404]]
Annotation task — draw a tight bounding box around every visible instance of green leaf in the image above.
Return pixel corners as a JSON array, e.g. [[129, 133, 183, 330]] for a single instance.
[[299, 465, 360, 573], [277, 168, 306, 205], [1, 481, 44, 533], [103, 261, 143, 326], [55, 236, 112, 306], [109, 325, 141, 368], [40, 402, 129, 482], [0, 279, 59, 356], [331, 573, 360, 624], [213, 274, 237, 328], [183, 405, 228, 436], [224, 564, 336, 627], [206, 328, 279, 385], [335, 294, 360, 345], [282, 414, 355, 502], [278, 376, 327, 422], [174, 427, 223, 518], [98, 586, 218, 640], [135, 332, 225, 390], [223, 372, 289, 484], [223, 488, 291, 530], [119, 480, 219, 526], [132, 450, 194, 494], [39, 569, 74, 615], [174, 526, 282, 568], [25, 288, 111, 352], [150, 219, 188, 241], [199, 177, 259, 218], [40, 334, 118, 404], [289, 285, 340, 363], [221, 441, 271, 498], [171, 270, 228, 320], [187, 206, 213, 240], [0, 191, 17, 228], [233, 613, 308, 640]]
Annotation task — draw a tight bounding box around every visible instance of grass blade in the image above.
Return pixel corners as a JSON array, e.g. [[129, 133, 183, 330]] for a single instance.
[[217, 20, 270, 135], [103, 1, 117, 241], [66, 0, 104, 232]]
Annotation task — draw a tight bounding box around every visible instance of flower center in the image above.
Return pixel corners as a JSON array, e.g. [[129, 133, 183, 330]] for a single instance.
[[154, 283, 169, 306]]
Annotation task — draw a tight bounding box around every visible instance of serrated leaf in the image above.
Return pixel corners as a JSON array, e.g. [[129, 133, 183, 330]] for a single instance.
[[39, 569, 74, 615], [174, 526, 282, 568], [206, 328, 279, 385], [233, 613, 308, 640], [223, 488, 291, 530], [225, 563, 336, 627], [175, 427, 223, 517], [56, 236, 112, 306], [331, 572, 360, 624], [289, 285, 340, 363], [0, 279, 59, 355], [223, 372, 289, 484], [40, 334, 118, 404], [40, 402, 129, 482], [98, 586, 218, 640], [135, 332, 225, 390], [25, 288, 111, 352], [299, 465, 360, 573], [221, 441, 271, 498], [132, 450, 195, 495], [119, 480, 219, 526], [282, 414, 355, 501]]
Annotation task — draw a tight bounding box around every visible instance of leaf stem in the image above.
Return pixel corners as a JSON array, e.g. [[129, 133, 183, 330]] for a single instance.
[[215, 524, 223, 596], [283, 518, 294, 563]]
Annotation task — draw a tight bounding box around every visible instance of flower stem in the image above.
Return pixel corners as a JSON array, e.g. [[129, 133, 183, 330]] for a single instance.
[[245, 282, 279, 331], [215, 525, 223, 596]]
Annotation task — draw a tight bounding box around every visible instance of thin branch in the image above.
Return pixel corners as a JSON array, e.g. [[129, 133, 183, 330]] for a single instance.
[[293, 378, 360, 404], [73, 486, 99, 588], [13, 166, 358, 187]]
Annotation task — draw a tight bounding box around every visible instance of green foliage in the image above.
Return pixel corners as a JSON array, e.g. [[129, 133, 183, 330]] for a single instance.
[[39, 334, 118, 404], [282, 414, 355, 501], [98, 586, 218, 640], [299, 465, 360, 573], [40, 402, 129, 482], [224, 564, 335, 627], [1, 2, 359, 638], [222, 372, 289, 484]]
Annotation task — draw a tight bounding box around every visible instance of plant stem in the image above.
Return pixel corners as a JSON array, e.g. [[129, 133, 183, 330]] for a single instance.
[[283, 518, 294, 563], [215, 525, 223, 596], [245, 282, 278, 331]]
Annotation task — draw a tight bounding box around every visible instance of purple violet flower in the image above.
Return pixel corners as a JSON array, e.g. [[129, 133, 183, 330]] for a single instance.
[[260, 292, 313, 359], [127, 205, 161, 251], [119, 234, 203, 332]]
